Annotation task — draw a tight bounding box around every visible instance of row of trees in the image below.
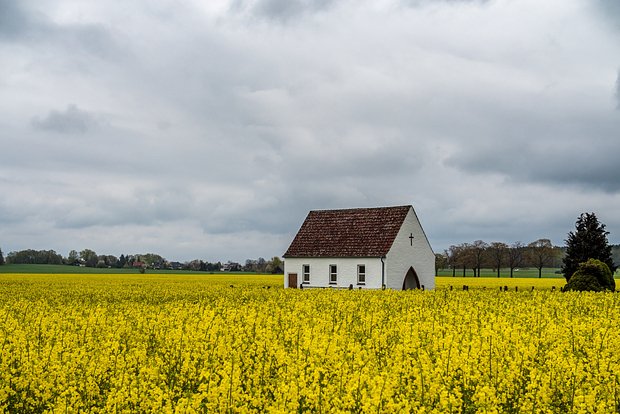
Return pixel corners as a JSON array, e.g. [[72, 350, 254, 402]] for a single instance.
[[3, 249, 64, 265], [438, 239, 564, 278], [183, 257, 282, 273], [436, 213, 618, 290], [0, 247, 284, 274], [2, 249, 155, 269]]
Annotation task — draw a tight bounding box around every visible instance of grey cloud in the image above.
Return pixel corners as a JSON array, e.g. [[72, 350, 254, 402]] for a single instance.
[[616, 70, 620, 109], [198, 179, 378, 236], [0, 0, 39, 39], [450, 133, 620, 192], [232, 0, 336, 20], [31, 105, 99, 134], [595, 0, 620, 29], [58, 24, 119, 59], [53, 189, 194, 230], [0, 0, 118, 58], [232, 0, 489, 22], [0, 199, 30, 225], [403, 0, 489, 7]]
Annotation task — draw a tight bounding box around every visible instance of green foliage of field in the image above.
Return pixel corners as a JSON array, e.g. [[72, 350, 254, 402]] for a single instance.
[[0, 264, 142, 274], [436, 267, 565, 278]]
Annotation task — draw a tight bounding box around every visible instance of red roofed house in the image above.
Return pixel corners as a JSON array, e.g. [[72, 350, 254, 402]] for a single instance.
[[283, 205, 435, 290]]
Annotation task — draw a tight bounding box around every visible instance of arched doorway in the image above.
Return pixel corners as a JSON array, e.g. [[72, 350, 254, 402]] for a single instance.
[[402, 267, 421, 290]]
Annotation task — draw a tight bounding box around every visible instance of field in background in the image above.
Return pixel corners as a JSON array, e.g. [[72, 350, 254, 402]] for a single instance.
[[439, 267, 620, 279], [436, 267, 565, 278], [0, 272, 618, 412]]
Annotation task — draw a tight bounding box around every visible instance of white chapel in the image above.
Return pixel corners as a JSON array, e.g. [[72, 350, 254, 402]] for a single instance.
[[283, 205, 435, 290]]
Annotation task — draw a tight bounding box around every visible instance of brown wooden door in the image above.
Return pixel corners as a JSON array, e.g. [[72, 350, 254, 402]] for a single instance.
[[288, 273, 298, 289]]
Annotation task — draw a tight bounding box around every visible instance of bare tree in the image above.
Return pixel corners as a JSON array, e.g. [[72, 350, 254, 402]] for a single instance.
[[470, 240, 488, 277], [488, 242, 508, 278], [527, 239, 554, 278], [506, 242, 525, 278], [445, 245, 462, 277], [457, 243, 473, 277], [435, 253, 448, 276]]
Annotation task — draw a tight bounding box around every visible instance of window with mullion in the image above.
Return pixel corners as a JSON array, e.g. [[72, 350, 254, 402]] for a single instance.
[[329, 264, 337, 284], [302, 264, 310, 283], [357, 264, 366, 284]]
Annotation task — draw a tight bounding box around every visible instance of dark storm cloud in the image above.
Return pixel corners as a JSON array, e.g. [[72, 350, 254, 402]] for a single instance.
[[31, 105, 99, 134]]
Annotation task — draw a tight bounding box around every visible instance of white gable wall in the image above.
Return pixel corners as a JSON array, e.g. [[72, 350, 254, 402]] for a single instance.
[[284, 257, 383, 289], [385, 207, 435, 290]]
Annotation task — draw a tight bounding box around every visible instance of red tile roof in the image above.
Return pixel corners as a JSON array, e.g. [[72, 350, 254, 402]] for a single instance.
[[283, 206, 411, 258]]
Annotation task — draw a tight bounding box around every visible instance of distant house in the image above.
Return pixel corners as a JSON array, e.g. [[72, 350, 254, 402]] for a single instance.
[[221, 261, 242, 272], [169, 261, 184, 271], [283, 205, 435, 290]]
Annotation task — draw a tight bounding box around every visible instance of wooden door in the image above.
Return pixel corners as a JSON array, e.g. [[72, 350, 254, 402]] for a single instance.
[[288, 273, 298, 289]]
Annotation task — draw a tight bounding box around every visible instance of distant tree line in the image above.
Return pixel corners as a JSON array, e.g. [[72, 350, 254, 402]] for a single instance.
[[4, 249, 64, 265], [438, 239, 566, 278], [438, 239, 620, 278], [0, 247, 284, 274]]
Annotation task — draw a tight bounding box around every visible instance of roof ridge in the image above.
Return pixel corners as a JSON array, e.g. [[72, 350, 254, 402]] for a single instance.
[[309, 205, 412, 213]]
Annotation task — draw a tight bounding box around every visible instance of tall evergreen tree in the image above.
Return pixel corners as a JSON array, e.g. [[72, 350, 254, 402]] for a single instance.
[[118, 254, 127, 268], [0, 248, 4, 265], [562, 212, 616, 281]]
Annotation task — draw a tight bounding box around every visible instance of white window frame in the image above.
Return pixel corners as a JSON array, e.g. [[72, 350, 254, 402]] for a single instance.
[[329, 264, 337, 284], [302, 264, 310, 284], [357, 264, 366, 285]]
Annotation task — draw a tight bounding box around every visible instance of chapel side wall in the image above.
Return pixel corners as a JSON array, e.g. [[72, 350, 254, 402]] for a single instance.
[[284, 257, 382, 288], [385, 207, 435, 290]]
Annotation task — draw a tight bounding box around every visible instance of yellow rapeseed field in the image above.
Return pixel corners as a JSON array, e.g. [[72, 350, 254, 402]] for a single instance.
[[0, 274, 618, 413], [436, 276, 567, 291]]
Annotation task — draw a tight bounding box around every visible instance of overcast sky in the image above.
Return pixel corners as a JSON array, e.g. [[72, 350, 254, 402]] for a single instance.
[[1, 0, 619, 262]]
